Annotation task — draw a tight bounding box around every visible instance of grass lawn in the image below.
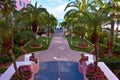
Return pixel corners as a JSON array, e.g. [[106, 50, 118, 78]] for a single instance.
[[66, 36, 94, 53], [24, 37, 52, 53]]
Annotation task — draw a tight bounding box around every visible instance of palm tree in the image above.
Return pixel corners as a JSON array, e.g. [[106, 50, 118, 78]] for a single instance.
[[0, 0, 16, 19], [64, 0, 89, 45], [108, 0, 120, 57], [16, 2, 50, 49], [0, 0, 21, 77], [64, 0, 109, 72], [83, 0, 109, 71], [64, 12, 75, 44], [46, 14, 57, 37], [42, 13, 57, 44], [0, 11, 36, 79], [19, 2, 49, 38], [0, 16, 20, 77]]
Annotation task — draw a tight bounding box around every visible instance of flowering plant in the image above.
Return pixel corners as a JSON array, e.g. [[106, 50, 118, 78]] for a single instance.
[[86, 63, 107, 80], [11, 65, 32, 80]]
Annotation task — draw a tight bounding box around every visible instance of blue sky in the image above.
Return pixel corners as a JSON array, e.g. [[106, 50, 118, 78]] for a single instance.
[[31, 0, 73, 21]]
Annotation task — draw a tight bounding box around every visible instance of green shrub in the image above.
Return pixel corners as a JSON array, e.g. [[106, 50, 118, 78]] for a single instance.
[[0, 54, 12, 64], [99, 58, 120, 64], [98, 43, 108, 58], [0, 37, 2, 52], [0, 68, 7, 74], [14, 30, 35, 46], [13, 45, 22, 58], [0, 45, 22, 64], [100, 58, 120, 79], [99, 31, 109, 44], [113, 40, 120, 55]]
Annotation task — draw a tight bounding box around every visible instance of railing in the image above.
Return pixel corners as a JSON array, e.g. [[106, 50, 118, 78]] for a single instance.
[[0, 53, 39, 80], [98, 62, 119, 80], [0, 54, 119, 80], [0, 61, 32, 80], [81, 54, 119, 80]]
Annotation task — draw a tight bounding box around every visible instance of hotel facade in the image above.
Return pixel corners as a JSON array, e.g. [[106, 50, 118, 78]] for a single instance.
[[15, 0, 31, 10]]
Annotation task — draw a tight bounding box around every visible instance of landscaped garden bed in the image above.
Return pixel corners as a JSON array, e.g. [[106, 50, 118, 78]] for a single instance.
[[29, 44, 43, 49], [0, 37, 51, 75], [76, 43, 89, 48], [24, 37, 51, 53], [66, 36, 94, 52], [10, 65, 33, 80], [0, 45, 22, 65], [86, 63, 107, 80]]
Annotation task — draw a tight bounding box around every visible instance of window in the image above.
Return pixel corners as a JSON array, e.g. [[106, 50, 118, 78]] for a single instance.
[[19, 0, 22, 6], [12, 1, 16, 5], [23, 3, 25, 7]]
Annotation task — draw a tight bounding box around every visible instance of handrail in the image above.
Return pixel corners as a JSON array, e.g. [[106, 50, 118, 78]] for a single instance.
[[98, 62, 119, 80], [0, 61, 32, 80]]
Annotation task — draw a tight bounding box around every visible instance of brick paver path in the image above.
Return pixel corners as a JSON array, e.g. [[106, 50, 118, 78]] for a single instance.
[[33, 30, 84, 62], [17, 30, 90, 62]]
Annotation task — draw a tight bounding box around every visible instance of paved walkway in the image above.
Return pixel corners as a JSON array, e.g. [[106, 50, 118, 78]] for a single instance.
[[35, 30, 84, 62], [17, 30, 89, 62]]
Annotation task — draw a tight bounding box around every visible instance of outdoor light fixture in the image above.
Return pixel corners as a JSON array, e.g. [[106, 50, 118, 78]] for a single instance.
[[58, 77, 60, 80]]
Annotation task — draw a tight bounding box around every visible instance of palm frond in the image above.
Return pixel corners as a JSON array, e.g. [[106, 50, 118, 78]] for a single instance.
[[64, 1, 76, 11]]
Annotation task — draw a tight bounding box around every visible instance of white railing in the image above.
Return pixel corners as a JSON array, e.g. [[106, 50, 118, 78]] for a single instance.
[[0, 53, 40, 80], [98, 62, 119, 80], [84, 54, 119, 80], [0, 61, 32, 80], [0, 54, 119, 80], [24, 53, 32, 61]]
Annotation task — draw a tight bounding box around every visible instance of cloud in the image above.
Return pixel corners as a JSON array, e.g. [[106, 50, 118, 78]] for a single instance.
[[31, 0, 70, 20], [47, 2, 68, 19], [47, 0, 63, 4]]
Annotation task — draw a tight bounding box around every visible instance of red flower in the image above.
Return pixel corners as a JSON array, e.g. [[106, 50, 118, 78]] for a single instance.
[[86, 63, 107, 80]]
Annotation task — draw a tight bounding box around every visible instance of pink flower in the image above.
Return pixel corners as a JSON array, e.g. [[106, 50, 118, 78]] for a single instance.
[[86, 63, 107, 80]]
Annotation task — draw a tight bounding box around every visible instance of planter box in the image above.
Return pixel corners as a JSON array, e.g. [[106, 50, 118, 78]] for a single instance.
[[78, 62, 119, 80], [0, 60, 40, 80]]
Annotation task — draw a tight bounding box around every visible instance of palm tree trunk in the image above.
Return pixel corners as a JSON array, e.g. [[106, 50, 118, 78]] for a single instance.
[[91, 32, 99, 72], [46, 27, 49, 44], [109, 19, 114, 57], [32, 24, 37, 33], [116, 27, 118, 40], [81, 33, 85, 44], [94, 44, 98, 72], [2, 38, 20, 78], [48, 28, 50, 38], [32, 24, 38, 39], [9, 49, 19, 77]]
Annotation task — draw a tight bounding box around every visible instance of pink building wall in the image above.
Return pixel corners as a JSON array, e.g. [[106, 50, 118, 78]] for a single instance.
[[15, 0, 31, 10]]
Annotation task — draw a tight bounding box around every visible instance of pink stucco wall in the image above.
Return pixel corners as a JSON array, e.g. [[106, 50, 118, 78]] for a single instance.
[[15, 0, 31, 10]]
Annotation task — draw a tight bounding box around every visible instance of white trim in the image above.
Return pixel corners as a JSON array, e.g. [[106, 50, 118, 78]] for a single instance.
[[0, 61, 32, 80], [98, 62, 119, 80]]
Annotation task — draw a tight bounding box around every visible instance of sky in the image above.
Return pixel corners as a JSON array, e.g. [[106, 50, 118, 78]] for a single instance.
[[31, 0, 73, 22]]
